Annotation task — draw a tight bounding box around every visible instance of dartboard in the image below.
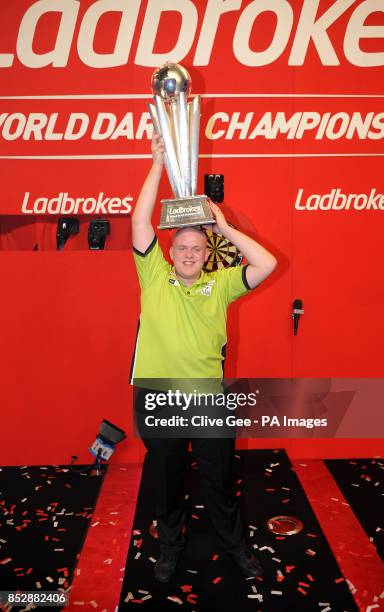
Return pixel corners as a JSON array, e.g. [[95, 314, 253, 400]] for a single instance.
[[203, 227, 243, 272]]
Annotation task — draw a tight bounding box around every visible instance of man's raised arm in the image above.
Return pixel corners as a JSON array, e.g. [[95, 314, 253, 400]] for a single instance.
[[132, 134, 165, 254], [207, 201, 277, 289]]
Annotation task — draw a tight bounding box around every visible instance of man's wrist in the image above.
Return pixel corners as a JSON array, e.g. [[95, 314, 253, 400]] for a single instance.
[[151, 160, 164, 172], [220, 224, 235, 240]]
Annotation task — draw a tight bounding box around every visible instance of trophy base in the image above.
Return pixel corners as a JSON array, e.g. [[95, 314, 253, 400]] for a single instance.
[[158, 195, 215, 230]]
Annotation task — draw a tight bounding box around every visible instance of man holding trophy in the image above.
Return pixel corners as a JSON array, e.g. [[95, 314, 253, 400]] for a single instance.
[[131, 64, 277, 583]]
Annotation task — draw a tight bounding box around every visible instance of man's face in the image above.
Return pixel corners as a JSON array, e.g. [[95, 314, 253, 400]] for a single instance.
[[170, 230, 208, 282]]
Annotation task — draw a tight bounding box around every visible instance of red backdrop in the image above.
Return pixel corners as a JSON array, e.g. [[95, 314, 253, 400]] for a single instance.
[[0, 0, 383, 463]]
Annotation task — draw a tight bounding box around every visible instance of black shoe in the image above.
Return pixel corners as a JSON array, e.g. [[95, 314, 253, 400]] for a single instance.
[[154, 553, 179, 583], [231, 547, 263, 578]]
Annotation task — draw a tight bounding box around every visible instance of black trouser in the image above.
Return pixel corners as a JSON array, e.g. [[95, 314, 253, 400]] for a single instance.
[[134, 390, 246, 558]]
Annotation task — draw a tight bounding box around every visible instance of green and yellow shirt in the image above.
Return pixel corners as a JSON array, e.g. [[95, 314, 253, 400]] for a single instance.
[[130, 236, 253, 386]]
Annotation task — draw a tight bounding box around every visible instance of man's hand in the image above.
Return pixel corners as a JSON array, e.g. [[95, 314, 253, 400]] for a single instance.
[[204, 200, 230, 236], [151, 133, 165, 166]]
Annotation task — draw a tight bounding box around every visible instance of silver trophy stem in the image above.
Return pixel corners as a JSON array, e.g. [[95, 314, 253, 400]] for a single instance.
[[154, 94, 183, 198], [148, 103, 180, 198], [169, 100, 182, 187], [178, 91, 192, 197], [189, 95, 201, 196]]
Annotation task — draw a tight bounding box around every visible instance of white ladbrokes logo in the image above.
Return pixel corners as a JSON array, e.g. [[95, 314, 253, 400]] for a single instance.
[[295, 188, 384, 211], [21, 191, 132, 214]]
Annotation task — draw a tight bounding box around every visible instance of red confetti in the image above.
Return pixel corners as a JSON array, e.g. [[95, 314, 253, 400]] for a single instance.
[[213, 577, 222, 584], [335, 577, 345, 583], [297, 587, 307, 595], [212, 554, 219, 561], [186, 594, 198, 604], [307, 574, 314, 582], [298, 581, 310, 588], [180, 585, 192, 593], [286, 565, 295, 573]]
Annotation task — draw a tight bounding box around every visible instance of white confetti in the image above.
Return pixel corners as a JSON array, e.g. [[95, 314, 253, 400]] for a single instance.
[[167, 596, 183, 605], [346, 579, 357, 594]]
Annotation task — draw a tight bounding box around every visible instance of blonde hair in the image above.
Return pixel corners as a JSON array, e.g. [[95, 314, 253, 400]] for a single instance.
[[172, 226, 207, 244]]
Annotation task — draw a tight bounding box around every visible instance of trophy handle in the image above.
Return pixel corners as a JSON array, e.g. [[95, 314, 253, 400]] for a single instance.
[[189, 95, 201, 197]]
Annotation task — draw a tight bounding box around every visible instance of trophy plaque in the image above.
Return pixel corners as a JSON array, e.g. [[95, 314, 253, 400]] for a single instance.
[[148, 63, 215, 230]]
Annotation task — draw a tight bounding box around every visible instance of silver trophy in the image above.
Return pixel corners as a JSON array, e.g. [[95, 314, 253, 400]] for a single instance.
[[148, 63, 215, 230]]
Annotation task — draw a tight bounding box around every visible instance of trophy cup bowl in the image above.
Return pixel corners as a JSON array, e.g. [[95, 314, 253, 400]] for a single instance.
[[148, 63, 215, 230]]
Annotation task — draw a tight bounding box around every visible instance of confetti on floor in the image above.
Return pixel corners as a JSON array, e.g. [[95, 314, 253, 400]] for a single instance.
[[117, 450, 359, 611], [0, 464, 106, 603], [325, 458, 384, 560]]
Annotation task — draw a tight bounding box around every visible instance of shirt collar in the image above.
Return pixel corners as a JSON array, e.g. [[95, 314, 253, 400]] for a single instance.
[[169, 267, 209, 288]]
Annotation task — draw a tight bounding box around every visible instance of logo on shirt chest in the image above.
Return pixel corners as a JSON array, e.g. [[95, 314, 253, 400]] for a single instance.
[[200, 280, 215, 296]]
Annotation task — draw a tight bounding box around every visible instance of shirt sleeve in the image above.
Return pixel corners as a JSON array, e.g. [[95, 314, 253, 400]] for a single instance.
[[216, 264, 253, 304], [133, 235, 169, 290]]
